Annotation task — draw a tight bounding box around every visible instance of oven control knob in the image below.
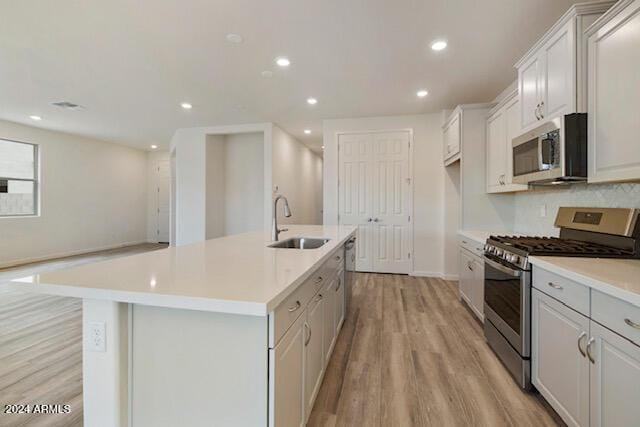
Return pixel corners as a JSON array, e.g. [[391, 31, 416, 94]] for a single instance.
[[495, 248, 503, 256], [512, 255, 520, 264]]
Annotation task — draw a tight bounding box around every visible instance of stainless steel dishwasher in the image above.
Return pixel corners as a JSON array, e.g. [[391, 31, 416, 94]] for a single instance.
[[344, 237, 356, 317]]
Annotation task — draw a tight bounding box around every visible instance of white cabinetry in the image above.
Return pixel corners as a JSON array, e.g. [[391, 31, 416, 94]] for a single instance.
[[532, 264, 640, 427], [587, 0, 640, 183], [304, 293, 324, 418], [532, 289, 590, 427], [589, 320, 640, 427], [515, 2, 613, 134], [458, 238, 484, 321], [323, 277, 337, 364], [269, 314, 305, 427], [443, 110, 461, 165], [486, 91, 528, 193], [335, 272, 345, 334]]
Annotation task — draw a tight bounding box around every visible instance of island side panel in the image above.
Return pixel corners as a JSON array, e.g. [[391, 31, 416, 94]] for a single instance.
[[131, 305, 268, 427], [82, 299, 130, 427]]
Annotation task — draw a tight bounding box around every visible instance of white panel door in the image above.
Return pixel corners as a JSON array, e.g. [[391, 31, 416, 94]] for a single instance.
[[589, 320, 640, 427], [338, 133, 373, 272], [532, 289, 590, 427], [371, 132, 412, 274]]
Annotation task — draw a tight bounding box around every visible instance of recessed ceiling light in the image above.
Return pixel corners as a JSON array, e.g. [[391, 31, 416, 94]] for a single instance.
[[261, 70, 274, 78], [307, 98, 318, 105], [225, 33, 244, 43], [304, 129, 311, 134], [431, 40, 447, 51], [181, 102, 192, 110], [29, 115, 42, 121], [150, 145, 158, 149], [417, 90, 429, 98], [275, 57, 290, 67]]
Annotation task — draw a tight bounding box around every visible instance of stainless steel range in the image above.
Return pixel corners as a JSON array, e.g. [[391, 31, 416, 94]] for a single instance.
[[483, 207, 640, 389]]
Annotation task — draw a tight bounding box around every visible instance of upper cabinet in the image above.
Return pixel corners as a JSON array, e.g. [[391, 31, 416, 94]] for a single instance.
[[486, 90, 529, 193], [587, 0, 640, 183], [443, 109, 461, 165], [514, 1, 615, 135]]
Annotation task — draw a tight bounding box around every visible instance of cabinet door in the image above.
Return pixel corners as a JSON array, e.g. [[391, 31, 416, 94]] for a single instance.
[[469, 255, 484, 321], [323, 278, 336, 364], [304, 293, 324, 419], [458, 248, 473, 305], [588, 0, 640, 183], [269, 313, 305, 427], [504, 96, 527, 190], [486, 109, 507, 192], [532, 289, 590, 427], [589, 320, 640, 427], [519, 55, 543, 130], [335, 272, 345, 333], [541, 19, 576, 119], [443, 112, 461, 162]]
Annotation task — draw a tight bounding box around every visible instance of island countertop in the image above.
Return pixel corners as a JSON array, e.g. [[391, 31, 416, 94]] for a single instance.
[[4, 225, 357, 316]]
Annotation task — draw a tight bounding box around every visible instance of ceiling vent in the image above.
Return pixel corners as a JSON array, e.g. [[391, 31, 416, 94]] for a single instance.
[[51, 101, 83, 110]]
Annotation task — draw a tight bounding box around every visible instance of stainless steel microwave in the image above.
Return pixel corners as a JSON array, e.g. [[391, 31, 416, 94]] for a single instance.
[[512, 113, 587, 185]]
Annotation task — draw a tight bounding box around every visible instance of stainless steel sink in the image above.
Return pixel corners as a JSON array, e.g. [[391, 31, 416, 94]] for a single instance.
[[269, 237, 330, 249]]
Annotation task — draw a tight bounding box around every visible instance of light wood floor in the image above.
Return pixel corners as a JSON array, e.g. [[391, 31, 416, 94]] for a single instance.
[[308, 273, 563, 427], [0, 244, 166, 427]]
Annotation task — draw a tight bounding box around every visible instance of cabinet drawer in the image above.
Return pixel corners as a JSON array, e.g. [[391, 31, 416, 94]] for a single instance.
[[323, 247, 344, 278], [592, 290, 640, 346], [271, 272, 324, 347], [532, 267, 590, 315], [459, 236, 485, 258]]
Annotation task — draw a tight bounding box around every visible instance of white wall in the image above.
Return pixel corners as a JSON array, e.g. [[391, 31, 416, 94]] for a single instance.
[[323, 114, 445, 277], [171, 123, 273, 246], [272, 125, 323, 226], [205, 133, 264, 239], [0, 119, 148, 267]]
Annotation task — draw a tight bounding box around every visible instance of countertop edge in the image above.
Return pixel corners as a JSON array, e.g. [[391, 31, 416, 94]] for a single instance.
[[529, 256, 640, 308]]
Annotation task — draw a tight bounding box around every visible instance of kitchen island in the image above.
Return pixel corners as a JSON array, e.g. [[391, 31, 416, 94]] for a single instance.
[[6, 225, 357, 427]]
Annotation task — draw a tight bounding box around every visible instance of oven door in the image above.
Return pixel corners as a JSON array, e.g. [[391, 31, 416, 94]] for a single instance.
[[483, 256, 531, 357]]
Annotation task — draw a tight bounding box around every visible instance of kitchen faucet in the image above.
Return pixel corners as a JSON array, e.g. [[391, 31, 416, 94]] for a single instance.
[[272, 194, 292, 241]]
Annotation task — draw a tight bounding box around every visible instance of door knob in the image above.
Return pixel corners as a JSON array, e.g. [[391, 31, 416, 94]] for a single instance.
[[373, 218, 380, 222], [367, 218, 373, 222]]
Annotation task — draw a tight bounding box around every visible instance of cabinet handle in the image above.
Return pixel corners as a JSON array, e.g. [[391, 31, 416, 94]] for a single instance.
[[288, 300, 301, 312], [462, 240, 468, 244], [535, 104, 540, 120], [335, 255, 341, 261], [467, 262, 473, 272], [335, 278, 341, 291], [624, 318, 640, 330], [586, 337, 595, 364], [577, 331, 587, 358], [314, 276, 323, 284], [315, 293, 323, 302], [304, 322, 311, 346], [539, 101, 544, 118], [547, 282, 563, 290]]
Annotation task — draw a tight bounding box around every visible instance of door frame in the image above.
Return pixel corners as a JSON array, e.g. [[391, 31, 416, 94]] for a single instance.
[[336, 128, 415, 274]]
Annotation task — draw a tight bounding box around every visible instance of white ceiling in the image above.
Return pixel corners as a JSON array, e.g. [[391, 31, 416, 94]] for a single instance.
[[0, 0, 579, 152]]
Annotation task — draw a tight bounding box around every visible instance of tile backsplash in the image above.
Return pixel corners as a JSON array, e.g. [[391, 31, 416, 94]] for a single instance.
[[514, 183, 640, 236]]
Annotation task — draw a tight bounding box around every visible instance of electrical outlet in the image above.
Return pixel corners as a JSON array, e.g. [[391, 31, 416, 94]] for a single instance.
[[87, 321, 106, 352]]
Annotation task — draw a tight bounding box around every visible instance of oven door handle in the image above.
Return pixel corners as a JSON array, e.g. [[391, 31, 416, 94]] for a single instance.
[[484, 256, 522, 277]]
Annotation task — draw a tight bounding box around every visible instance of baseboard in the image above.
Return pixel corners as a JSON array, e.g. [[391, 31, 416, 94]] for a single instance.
[[0, 240, 149, 269], [410, 271, 459, 281]]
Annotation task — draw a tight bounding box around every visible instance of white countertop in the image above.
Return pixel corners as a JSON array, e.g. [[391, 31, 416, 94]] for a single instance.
[[458, 229, 513, 245], [529, 256, 640, 307], [4, 225, 357, 316]]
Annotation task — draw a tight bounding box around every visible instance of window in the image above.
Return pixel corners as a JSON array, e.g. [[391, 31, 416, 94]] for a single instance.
[[0, 139, 38, 216]]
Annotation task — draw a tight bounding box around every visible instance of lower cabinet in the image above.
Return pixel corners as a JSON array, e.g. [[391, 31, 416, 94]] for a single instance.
[[459, 247, 484, 321], [532, 281, 640, 427], [335, 271, 345, 333], [304, 292, 325, 419], [532, 289, 590, 427], [589, 321, 640, 427], [269, 314, 305, 427], [323, 277, 337, 364]]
